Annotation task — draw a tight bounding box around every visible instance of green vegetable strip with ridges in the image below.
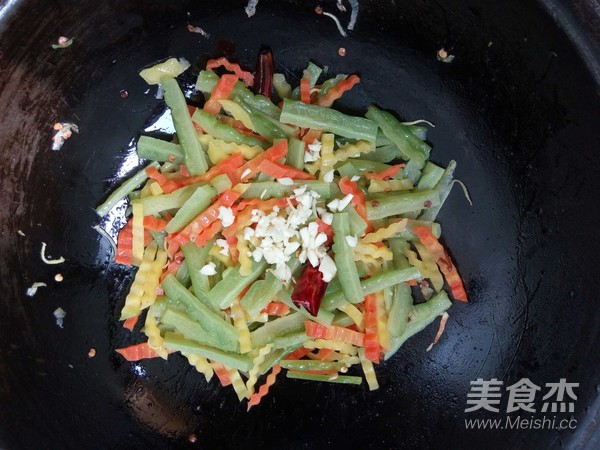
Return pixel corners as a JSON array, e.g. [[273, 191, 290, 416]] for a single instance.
[[250, 313, 306, 348], [305, 61, 323, 88], [280, 360, 346, 371], [322, 267, 421, 310], [331, 213, 363, 303], [286, 371, 362, 385], [137, 136, 184, 163], [366, 106, 431, 182], [280, 99, 378, 142], [286, 137, 305, 170], [270, 331, 308, 349], [182, 239, 214, 297], [164, 185, 217, 234], [163, 333, 252, 372], [162, 274, 239, 343], [419, 160, 457, 221], [241, 272, 283, 318], [384, 290, 452, 360], [386, 239, 413, 337], [135, 184, 199, 216], [161, 308, 238, 352], [207, 260, 268, 310], [96, 162, 159, 217], [162, 78, 208, 175], [416, 161, 445, 191], [192, 109, 268, 149], [366, 190, 441, 220], [240, 181, 332, 199]]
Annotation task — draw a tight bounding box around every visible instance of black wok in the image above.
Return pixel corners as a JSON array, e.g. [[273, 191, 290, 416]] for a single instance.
[[1, 0, 599, 448]]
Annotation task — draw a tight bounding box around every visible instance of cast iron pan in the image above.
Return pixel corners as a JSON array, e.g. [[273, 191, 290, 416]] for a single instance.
[[1, 0, 599, 448]]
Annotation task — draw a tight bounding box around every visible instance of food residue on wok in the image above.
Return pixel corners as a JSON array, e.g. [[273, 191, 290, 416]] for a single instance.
[[187, 24, 210, 39], [51, 36, 74, 49], [26, 282, 47, 297], [51, 122, 78, 151]]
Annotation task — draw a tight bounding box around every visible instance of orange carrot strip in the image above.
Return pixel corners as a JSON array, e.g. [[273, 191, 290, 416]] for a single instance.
[[247, 364, 281, 410], [182, 153, 244, 185], [116, 343, 161, 361], [300, 128, 323, 145], [143, 216, 169, 232], [212, 362, 233, 386], [316, 75, 361, 107], [264, 301, 291, 317], [304, 322, 365, 347], [317, 348, 335, 361], [222, 197, 288, 239], [235, 140, 288, 182], [192, 220, 223, 248], [146, 166, 167, 185], [364, 163, 405, 181], [412, 226, 467, 301], [363, 294, 380, 363], [257, 159, 316, 181], [204, 74, 239, 115], [180, 164, 191, 177], [339, 176, 373, 232], [284, 347, 311, 361], [226, 235, 239, 264], [300, 78, 311, 104], [122, 315, 139, 331], [206, 57, 254, 87]]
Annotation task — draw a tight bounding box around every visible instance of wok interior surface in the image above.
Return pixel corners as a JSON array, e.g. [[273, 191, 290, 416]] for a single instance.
[[0, 0, 599, 448]]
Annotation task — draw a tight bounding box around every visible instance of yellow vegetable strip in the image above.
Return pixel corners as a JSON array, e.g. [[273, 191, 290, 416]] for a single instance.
[[358, 348, 379, 391], [228, 368, 249, 401], [403, 245, 427, 281], [120, 243, 157, 320], [131, 202, 145, 266], [246, 344, 273, 396], [236, 233, 253, 277], [308, 140, 376, 175], [338, 302, 365, 331], [367, 179, 413, 193], [331, 140, 375, 165], [375, 292, 391, 351], [218, 99, 256, 132], [354, 242, 393, 265], [318, 133, 335, 180], [140, 248, 167, 309], [338, 355, 361, 366], [304, 339, 358, 355], [413, 241, 444, 291], [199, 134, 263, 163], [361, 219, 408, 244], [149, 182, 164, 196], [144, 313, 169, 359], [139, 182, 153, 198], [182, 351, 214, 382], [231, 298, 253, 354]]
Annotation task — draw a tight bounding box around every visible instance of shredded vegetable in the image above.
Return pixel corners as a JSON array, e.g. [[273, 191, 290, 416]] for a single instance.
[[101, 52, 467, 408]]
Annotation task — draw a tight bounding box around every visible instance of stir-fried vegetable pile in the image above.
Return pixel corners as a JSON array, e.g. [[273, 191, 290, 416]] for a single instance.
[[96, 54, 467, 409]]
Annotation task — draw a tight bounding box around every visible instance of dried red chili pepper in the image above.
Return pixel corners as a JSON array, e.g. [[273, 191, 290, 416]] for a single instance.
[[254, 48, 274, 99], [291, 265, 328, 316]]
